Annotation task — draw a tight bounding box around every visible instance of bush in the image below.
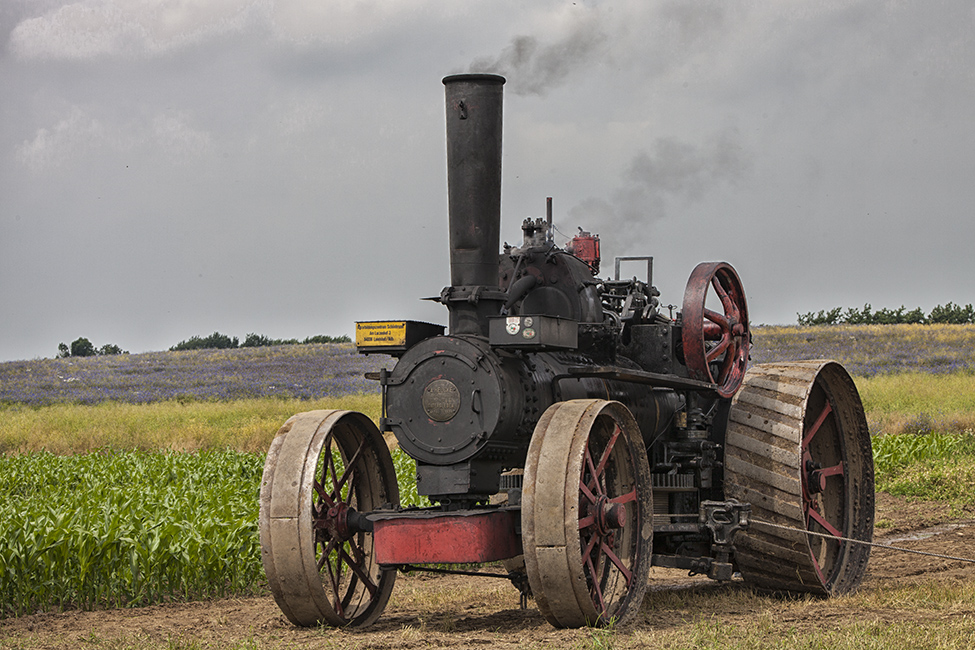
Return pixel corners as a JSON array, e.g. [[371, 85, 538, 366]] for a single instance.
[[170, 332, 349, 351], [928, 302, 975, 325], [70, 337, 96, 357], [797, 307, 843, 326], [241, 333, 352, 347], [797, 303, 972, 326], [170, 332, 239, 352], [303, 334, 351, 344], [843, 304, 874, 325], [57, 338, 126, 358], [240, 333, 273, 348], [902, 307, 927, 324]]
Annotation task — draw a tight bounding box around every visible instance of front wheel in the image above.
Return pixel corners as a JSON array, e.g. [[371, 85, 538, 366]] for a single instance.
[[258, 410, 399, 627], [522, 400, 653, 628]]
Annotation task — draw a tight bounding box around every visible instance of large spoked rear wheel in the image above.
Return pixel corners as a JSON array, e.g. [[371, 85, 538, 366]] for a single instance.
[[259, 410, 399, 627], [725, 361, 874, 594], [523, 400, 653, 628]]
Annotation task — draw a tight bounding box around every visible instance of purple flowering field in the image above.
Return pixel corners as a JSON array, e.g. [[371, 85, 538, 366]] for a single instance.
[[2, 324, 974, 407], [750, 324, 975, 377], [0, 344, 390, 406]]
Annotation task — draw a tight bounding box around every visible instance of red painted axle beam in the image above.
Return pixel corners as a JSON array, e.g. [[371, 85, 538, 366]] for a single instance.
[[373, 509, 521, 565]]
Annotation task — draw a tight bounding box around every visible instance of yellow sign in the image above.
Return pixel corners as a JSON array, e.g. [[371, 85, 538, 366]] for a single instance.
[[356, 321, 407, 347]]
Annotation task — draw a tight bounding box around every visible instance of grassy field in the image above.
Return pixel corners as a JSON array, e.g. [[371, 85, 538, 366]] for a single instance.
[[2, 325, 975, 639], [0, 395, 381, 454]]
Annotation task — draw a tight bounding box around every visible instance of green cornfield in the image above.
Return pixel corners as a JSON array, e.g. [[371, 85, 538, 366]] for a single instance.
[[0, 450, 264, 618], [0, 443, 426, 619]]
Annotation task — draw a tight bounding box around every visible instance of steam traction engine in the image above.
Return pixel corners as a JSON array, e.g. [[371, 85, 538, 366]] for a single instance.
[[258, 74, 874, 628]]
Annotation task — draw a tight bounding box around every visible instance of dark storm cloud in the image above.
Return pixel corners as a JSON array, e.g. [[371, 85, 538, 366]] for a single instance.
[[3, 1, 975, 359]]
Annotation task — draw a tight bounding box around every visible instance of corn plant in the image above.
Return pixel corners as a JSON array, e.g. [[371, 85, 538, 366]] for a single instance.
[[0, 444, 425, 618], [872, 431, 964, 477], [0, 450, 265, 618]]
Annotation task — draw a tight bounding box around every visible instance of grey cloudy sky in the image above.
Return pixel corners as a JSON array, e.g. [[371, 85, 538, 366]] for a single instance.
[[2, 1, 973, 361]]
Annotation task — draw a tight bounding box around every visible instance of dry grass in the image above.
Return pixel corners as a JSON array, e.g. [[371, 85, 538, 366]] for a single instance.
[[0, 395, 382, 454], [855, 372, 975, 435]]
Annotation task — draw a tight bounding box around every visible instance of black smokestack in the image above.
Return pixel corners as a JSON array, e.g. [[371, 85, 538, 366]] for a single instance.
[[443, 74, 505, 291]]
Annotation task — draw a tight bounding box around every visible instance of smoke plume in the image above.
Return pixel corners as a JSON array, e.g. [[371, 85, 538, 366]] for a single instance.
[[469, 18, 608, 96], [569, 129, 750, 244]]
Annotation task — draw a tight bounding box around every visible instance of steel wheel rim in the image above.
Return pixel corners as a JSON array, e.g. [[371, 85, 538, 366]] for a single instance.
[[801, 375, 855, 588], [725, 361, 874, 595], [523, 400, 652, 628], [259, 410, 398, 627]]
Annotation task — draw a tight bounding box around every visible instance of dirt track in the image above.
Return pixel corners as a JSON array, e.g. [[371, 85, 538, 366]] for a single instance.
[[3, 493, 975, 649]]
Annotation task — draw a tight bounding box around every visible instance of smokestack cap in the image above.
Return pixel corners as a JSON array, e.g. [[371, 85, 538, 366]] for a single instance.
[[443, 73, 506, 86]]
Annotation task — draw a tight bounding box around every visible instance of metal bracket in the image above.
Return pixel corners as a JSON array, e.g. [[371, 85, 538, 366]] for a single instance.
[[700, 499, 751, 581], [614, 255, 653, 283]]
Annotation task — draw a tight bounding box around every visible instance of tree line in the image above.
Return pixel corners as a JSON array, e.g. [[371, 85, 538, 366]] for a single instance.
[[169, 332, 350, 351], [56, 332, 351, 358], [797, 302, 975, 326], [57, 304, 975, 358], [57, 339, 126, 358]]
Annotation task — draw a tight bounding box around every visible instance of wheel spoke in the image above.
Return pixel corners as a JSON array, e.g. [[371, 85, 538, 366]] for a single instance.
[[324, 547, 345, 618], [600, 541, 633, 583], [580, 482, 598, 508], [716, 341, 739, 379], [591, 424, 622, 489], [314, 480, 335, 508], [584, 447, 603, 498], [710, 273, 730, 303], [713, 276, 741, 322], [703, 307, 730, 329], [584, 552, 608, 613], [702, 321, 724, 340], [317, 538, 337, 571], [581, 529, 600, 560], [326, 449, 341, 500], [820, 461, 844, 478], [802, 401, 833, 449], [320, 427, 335, 487], [335, 438, 367, 496], [340, 544, 378, 597], [807, 505, 843, 538], [347, 534, 369, 566], [609, 488, 637, 505], [705, 334, 732, 363], [808, 547, 827, 585]]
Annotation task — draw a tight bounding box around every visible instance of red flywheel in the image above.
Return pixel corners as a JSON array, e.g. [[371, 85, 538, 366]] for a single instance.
[[681, 261, 750, 398]]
